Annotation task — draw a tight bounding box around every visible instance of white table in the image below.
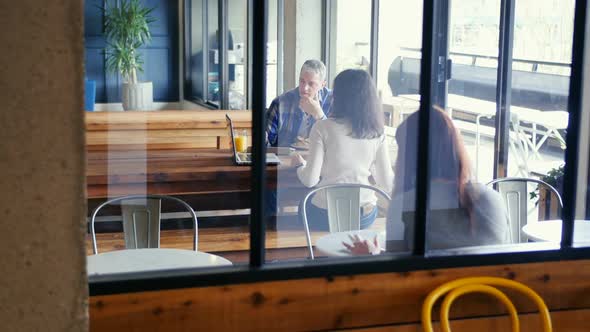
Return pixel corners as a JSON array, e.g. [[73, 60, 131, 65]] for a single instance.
[[315, 230, 386, 257], [87, 248, 232, 276], [522, 220, 590, 243]]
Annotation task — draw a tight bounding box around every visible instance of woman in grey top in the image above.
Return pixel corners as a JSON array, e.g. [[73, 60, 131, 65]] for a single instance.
[[344, 107, 510, 254]]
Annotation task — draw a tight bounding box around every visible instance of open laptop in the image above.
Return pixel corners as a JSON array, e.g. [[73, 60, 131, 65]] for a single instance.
[[226, 114, 280, 165]]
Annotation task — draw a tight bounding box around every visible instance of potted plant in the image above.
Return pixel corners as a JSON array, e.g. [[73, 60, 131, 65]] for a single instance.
[[530, 164, 564, 220], [103, 0, 156, 110]]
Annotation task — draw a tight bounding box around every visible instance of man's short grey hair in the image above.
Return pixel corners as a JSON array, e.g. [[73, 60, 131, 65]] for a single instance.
[[300, 59, 327, 81]]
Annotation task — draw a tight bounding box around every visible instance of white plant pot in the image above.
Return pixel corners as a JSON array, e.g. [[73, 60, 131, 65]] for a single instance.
[[122, 81, 153, 111]]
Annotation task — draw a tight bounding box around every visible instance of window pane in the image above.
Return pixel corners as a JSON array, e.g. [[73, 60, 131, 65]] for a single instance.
[[508, 0, 573, 239], [448, 0, 500, 184], [424, 0, 575, 255], [228, 0, 248, 110], [87, 0, 252, 279], [187, 0, 205, 101], [264, 0, 422, 262], [207, 0, 220, 106], [426, 0, 508, 254], [267, 0, 279, 106], [328, 0, 372, 83]]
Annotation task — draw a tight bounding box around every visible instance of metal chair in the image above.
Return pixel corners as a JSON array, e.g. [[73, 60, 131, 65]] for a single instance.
[[90, 194, 198, 254], [486, 177, 563, 243], [422, 276, 552, 332], [300, 183, 391, 259]]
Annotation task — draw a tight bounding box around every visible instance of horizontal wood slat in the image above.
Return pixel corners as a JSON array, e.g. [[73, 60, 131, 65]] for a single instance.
[[86, 111, 252, 151], [89, 259, 590, 331], [344, 308, 590, 332], [86, 110, 252, 131]]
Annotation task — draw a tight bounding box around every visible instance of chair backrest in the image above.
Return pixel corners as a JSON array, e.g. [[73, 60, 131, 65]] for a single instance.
[[90, 194, 198, 254], [121, 197, 161, 250], [486, 177, 563, 243], [301, 184, 391, 259], [422, 276, 552, 332]]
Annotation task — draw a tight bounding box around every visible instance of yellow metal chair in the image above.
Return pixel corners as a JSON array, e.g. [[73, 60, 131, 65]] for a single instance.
[[422, 277, 552, 332]]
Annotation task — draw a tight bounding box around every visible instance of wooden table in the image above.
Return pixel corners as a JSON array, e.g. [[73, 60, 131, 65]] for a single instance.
[[86, 148, 303, 211]]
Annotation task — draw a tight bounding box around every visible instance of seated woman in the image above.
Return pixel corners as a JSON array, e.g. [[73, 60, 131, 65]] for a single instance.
[[344, 106, 510, 254], [293, 69, 394, 230]]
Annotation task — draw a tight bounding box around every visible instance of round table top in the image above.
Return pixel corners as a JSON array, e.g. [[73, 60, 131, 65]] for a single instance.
[[87, 248, 232, 276], [315, 230, 386, 257], [522, 220, 590, 243]]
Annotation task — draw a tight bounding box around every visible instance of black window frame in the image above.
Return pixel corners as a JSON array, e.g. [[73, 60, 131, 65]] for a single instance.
[[90, 0, 590, 296]]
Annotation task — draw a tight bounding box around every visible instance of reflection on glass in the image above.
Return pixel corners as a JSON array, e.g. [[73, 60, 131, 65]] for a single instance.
[[420, 108, 512, 251]]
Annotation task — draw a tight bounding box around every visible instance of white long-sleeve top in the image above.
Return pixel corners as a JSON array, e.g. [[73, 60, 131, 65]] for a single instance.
[[296, 118, 394, 209]]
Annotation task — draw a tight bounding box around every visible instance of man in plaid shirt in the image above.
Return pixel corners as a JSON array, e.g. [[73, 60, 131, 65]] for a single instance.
[[266, 60, 332, 147]]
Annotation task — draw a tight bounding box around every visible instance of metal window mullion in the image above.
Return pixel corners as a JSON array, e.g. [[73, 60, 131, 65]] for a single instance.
[[277, 0, 284, 96], [492, 0, 515, 180], [247, 0, 254, 109], [562, 0, 589, 248], [369, 0, 379, 83], [412, 0, 437, 257], [321, 0, 329, 80], [250, 0, 268, 268], [219, 0, 229, 109], [202, 0, 209, 103], [183, 0, 190, 100], [323, 0, 336, 85], [435, 0, 450, 106]]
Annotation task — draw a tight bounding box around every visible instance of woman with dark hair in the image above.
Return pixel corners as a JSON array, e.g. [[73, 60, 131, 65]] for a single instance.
[[344, 107, 510, 254], [293, 69, 393, 230]]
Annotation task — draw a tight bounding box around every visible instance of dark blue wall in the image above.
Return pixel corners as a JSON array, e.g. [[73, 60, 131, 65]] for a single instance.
[[84, 0, 179, 103]]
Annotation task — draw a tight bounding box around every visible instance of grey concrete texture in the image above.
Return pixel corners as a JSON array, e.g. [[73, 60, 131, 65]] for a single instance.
[[0, 1, 88, 331]]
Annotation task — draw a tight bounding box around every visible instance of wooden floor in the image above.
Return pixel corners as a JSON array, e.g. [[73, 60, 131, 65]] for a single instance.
[[86, 217, 386, 263]]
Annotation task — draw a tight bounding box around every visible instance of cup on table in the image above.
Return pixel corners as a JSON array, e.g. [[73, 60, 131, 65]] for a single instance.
[[234, 130, 248, 153]]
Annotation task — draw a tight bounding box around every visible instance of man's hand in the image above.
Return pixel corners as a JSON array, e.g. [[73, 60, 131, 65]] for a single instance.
[[342, 234, 382, 255], [299, 94, 324, 120]]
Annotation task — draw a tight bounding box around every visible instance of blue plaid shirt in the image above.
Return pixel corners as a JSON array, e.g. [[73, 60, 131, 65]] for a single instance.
[[266, 87, 333, 147]]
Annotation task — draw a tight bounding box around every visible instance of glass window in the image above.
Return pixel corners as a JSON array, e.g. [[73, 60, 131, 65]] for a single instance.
[[88, 0, 259, 279], [207, 0, 220, 105], [228, 0, 248, 110], [86, 0, 590, 288], [448, 0, 501, 184], [187, 0, 205, 101], [264, 0, 423, 262], [328, 0, 372, 84], [507, 0, 573, 231], [267, 0, 279, 106]]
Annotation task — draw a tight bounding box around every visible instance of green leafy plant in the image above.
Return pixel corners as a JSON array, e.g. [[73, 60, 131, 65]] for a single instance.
[[530, 164, 565, 202], [103, 0, 156, 84]]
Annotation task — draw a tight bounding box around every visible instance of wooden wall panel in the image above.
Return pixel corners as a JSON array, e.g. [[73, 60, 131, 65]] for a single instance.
[[90, 259, 590, 331], [85, 110, 252, 151], [345, 308, 590, 332]]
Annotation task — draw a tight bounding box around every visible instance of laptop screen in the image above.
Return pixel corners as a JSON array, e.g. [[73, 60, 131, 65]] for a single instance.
[[225, 114, 239, 160]]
